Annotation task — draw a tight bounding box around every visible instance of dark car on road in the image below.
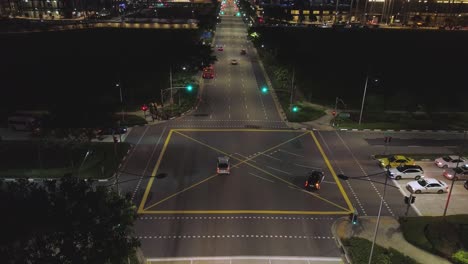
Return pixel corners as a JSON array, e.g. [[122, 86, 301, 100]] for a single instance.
[[304, 170, 324, 190], [217, 156, 230, 175]]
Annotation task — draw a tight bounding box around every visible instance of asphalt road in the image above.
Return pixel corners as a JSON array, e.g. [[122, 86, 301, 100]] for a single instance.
[[113, 1, 468, 261]]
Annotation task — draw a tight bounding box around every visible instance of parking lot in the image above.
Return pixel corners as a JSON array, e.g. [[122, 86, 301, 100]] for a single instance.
[[389, 160, 468, 216]]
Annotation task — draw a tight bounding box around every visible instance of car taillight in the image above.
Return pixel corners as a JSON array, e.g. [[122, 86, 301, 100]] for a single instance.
[[217, 168, 220, 173], [304, 181, 308, 187]]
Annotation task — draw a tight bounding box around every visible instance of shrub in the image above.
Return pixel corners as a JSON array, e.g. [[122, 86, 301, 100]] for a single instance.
[[453, 250, 468, 264], [344, 237, 419, 264]]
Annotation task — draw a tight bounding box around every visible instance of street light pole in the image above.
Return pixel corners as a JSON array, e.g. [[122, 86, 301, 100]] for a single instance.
[[358, 75, 369, 125], [335, 0, 340, 23], [290, 66, 295, 106], [169, 66, 173, 105], [368, 167, 389, 264], [443, 130, 466, 216], [116, 83, 124, 122]]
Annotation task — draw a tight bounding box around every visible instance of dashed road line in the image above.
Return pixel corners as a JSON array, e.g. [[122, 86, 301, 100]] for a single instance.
[[266, 166, 292, 175], [316, 131, 367, 216], [129, 125, 155, 201], [249, 172, 275, 183], [335, 131, 392, 216], [260, 153, 281, 161], [279, 149, 305, 157], [138, 234, 335, 240]]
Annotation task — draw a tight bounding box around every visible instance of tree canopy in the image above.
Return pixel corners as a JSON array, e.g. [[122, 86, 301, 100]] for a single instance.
[[0, 176, 140, 264]]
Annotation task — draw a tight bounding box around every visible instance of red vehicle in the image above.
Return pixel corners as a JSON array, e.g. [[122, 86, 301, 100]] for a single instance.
[[202, 65, 214, 79]]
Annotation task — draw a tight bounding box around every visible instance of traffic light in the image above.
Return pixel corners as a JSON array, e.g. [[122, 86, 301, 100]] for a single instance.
[[186, 84, 193, 92], [404, 195, 416, 204], [236, 12, 241, 17], [261, 86, 268, 94], [292, 106, 299, 113], [349, 210, 358, 225]]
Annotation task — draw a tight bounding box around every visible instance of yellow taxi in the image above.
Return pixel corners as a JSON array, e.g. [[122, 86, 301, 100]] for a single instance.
[[378, 155, 415, 168]]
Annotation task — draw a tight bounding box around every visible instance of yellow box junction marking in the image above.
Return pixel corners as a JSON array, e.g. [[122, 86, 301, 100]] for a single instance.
[[138, 129, 353, 214], [309, 131, 354, 212]]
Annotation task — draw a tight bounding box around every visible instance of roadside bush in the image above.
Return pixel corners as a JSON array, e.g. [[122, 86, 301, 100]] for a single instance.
[[400, 216, 468, 260], [453, 250, 468, 264], [117, 114, 147, 127], [343, 237, 418, 264]]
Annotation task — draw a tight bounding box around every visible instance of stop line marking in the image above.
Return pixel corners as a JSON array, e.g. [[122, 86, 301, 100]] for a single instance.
[[138, 216, 337, 220]]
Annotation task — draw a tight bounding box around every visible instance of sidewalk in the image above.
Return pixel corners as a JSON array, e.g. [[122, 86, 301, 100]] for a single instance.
[[332, 216, 451, 264]]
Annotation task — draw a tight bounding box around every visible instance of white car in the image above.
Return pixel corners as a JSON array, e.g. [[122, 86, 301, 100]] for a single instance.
[[231, 59, 238, 65], [406, 178, 448, 194], [388, 165, 424, 180], [434, 156, 468, 168]]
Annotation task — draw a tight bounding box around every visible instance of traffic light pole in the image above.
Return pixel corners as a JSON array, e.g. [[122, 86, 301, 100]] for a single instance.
[[405, 193, 414, 217]]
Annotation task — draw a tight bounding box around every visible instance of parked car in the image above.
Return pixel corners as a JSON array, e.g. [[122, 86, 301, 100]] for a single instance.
[[217, 46, 224, 51], [378, 155, 415, 168], [240, 49, 246, 55], [406, 178, 448, 194], [435, 156, 468, 168], [231, 59, 238, 65], [388, 165, 424, 180], [443, 165, 468, 181]]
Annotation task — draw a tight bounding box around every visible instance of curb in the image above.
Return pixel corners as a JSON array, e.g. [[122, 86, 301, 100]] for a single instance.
[[251, 44, 289, 123], [331, 217, 351, 264]]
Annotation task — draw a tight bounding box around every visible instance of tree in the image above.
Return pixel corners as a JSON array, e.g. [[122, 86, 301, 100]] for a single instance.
[[0, 176, 140, 264]]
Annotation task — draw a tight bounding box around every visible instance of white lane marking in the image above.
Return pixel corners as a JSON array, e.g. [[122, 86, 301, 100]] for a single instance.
[[279, 149, 305, 157], [316, 131, 367, 216], [210, 114, 213, 119], [247, 113, 249, 119], [131, 126, 166, 201], [245, 105, 248, 109], [260, 153, 281, 161], [266, 166, 292, 175], [294, 163, 322, 170], [391, 179, 423, 216], [229, 113, 231, 119], [334, 131, 394, 216], [249, 172, 275, 183]]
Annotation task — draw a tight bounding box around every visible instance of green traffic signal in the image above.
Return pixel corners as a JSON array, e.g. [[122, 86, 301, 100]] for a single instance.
[[292, 106, 299, 112], [186, 85, 193, 92], [261, 86, 268, 94], [236, 12, 241, 17]]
